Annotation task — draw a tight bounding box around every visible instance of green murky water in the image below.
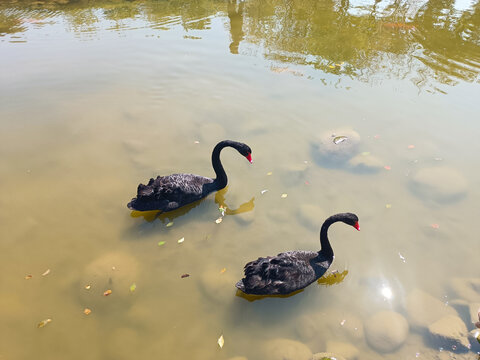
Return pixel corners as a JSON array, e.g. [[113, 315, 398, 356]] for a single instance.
[[1, 0, 480, 359]]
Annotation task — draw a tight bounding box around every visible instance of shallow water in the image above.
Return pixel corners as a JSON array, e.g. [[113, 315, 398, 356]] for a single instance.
[[1, 0, 480, 359]]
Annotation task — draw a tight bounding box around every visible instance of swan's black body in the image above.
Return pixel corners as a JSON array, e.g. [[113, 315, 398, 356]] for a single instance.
[[236, 213, 359, 295], [127, 140, 252, 212]]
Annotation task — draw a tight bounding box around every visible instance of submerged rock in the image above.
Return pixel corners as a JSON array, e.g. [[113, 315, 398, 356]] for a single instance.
[[198, 266, 237, 304], [468, 303, 480, 328], [326, 340, 359, 360], [469, 329, 480, 352], [312, 128, 361, 167], [406, 288, 457, 331], [428, 315, 470, 351], [296, 308, 364, 344], [312, 352, 346, 360], [410, 167, 467, 202], [364, 311, 409, 353], [348, 153, 383, 172], [297, 204, 325, 231], [263, 338, 312, 360], [80, 252, 139, 300], [448, 278, 480, 303]]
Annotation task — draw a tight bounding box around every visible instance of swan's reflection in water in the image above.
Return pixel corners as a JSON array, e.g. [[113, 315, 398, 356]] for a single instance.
[[236, 270, 349, 302], [129, 186, 255, 223]]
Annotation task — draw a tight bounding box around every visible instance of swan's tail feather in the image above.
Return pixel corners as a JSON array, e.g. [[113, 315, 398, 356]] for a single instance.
[[235, 280, 245, 291]]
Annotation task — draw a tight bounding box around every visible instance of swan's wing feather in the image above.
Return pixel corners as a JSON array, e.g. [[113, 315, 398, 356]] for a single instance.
[[128, 174, 214, 211], [241, 251, 318, 295]]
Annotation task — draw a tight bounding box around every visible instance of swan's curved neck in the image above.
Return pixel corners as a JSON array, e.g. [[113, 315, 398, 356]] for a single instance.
[[211, 141, 231, 189], [319, 215, 341, 258]]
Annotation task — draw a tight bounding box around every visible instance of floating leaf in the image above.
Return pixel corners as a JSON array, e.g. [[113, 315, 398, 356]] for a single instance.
[[361, 151, 370, 156], [111, 266, 116, 271], [130, 283, 136, 292], [220, 268, 226, 274], [304, 181, 310, 185], [25, 274, 32, 280], [328, 65, 335, 69], [398, 252, 406, 263], [37, 318, 52, 328], [215, 217, 223, 224], [194, 141, 199, 144], [408, 145, 415, 149], [158, 241, 166, 246], [385, 204, 392, 209], [340, 319, 346, 326], [384, 165, 391, 170], [260, 189, 268, 195], [281, 193, 288, 198], [181, 274, 190, 278], [85, 285, 91, 290], [431, 223, 440, 229], [166, 221, 174, 227], [83, 308, 92, 315], [266, 172, 272, 176], [42, 269, 51, 276], [103, 289, 112, 296], [333, 136, 348, 145], [217, 335, 224, 349], [177, 237, 185, 243]]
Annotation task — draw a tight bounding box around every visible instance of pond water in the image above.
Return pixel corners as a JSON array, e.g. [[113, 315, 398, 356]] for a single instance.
[[1, 0, 480, 359]]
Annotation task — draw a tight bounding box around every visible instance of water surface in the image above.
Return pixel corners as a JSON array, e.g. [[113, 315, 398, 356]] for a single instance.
[[1, 0, 480, 359]]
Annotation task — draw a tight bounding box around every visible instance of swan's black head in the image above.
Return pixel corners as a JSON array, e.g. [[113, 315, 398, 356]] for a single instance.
[[234, 142, 253, 163], [339, 212, 360, 231]]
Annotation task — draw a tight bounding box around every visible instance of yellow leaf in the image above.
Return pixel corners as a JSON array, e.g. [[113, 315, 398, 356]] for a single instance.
[[83, 308, 92, 315], [85, 285, 91, 290], [217, 335, 224, 348], [166, 221, 174, 227], [25, 274, 32, 280], [220, 268, 226, 274], [37, 318, 52, 328], [281, 193, 288, 198], [42, 269, 51, 276], [266, 172, 272, 176], [215, 217, 223, 224], [177, 237, 185, 243], [103, 289, 112, 296]]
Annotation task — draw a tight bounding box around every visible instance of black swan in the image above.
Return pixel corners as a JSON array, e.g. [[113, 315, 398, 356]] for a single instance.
[[127, 140, 252, 212], [236, 213, 360, 295]]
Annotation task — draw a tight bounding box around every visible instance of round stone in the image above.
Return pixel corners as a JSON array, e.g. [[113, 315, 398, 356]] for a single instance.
[[428, 315, 470, 351], [410, 167, 467, 202], [312, 128, 361, 166], [364, 311, 409, 353], [297, 204, 325, 231], [263, 338, 312, 360], [80, 252, 139, 300]]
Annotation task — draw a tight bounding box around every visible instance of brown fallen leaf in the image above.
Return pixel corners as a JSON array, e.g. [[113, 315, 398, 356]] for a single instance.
[[85, 285, 91, 290], [181, 274, 190, 278], [103, 289, 112, 296], [25, 275, 33, 280]]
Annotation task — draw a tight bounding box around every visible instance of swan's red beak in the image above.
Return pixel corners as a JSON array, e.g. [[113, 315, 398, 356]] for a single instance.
[[246, 153, 253, 163], [354, 222, 360, 231]]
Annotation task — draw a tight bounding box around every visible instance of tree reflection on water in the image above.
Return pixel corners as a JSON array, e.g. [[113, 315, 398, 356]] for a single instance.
[[1, 0, 479, 88]]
